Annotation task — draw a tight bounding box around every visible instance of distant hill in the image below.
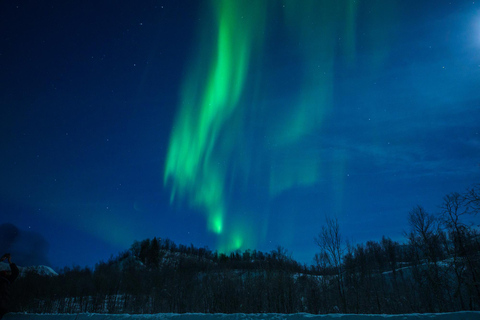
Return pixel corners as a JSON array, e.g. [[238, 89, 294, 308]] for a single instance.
[[0, 262, 57, 277]]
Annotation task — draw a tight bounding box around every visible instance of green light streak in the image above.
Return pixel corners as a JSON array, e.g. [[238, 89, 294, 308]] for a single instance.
[[218, 216, 256, 253], [164, 1, 396, 254], [266, 1, 360, 196], [164, 1, 266, 241]]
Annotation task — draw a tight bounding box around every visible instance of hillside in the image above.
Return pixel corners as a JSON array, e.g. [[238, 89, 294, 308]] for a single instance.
[[8, 229, 480, 315]]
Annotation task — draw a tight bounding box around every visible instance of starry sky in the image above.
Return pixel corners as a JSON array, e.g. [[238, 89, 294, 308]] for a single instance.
[[1, 0, 479, 269]]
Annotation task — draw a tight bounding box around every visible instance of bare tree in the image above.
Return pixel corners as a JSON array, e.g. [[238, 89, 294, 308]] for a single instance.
[[464, 184, 480, 216], [442, 191, 480, 308], [441, 192, 468, 309], [407, 205, 442, 264], [315, 217, 346, 312], [407, 205, 446, 312]]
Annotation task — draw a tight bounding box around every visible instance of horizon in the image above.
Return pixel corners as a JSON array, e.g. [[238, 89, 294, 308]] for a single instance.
[[2, 183, 478, 271]]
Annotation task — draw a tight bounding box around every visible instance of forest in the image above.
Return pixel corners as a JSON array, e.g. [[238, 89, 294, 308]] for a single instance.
[[11, 185, 480, 314]]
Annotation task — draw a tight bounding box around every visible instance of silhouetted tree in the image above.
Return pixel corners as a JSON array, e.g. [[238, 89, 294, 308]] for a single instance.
[[315, 217, 346, 312]]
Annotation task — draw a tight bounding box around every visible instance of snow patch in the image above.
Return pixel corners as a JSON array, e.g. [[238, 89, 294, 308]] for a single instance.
[[0, 262, 58, 277]]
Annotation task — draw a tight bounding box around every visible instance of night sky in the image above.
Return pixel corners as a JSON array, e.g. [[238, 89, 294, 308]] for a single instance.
[[1, 1, 479, 269]]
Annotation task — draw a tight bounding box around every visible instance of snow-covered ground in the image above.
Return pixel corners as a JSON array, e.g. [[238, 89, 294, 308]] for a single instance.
[[4, 312, 480, 320]]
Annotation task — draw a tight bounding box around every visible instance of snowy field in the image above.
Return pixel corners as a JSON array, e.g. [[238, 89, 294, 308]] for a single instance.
[[4, 312, 480, 320]]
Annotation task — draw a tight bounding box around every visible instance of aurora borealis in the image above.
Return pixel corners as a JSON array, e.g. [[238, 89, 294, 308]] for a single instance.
[[164, 1, 398, 253], [1, 1, 479, 268], [164, 0, 267, 248]]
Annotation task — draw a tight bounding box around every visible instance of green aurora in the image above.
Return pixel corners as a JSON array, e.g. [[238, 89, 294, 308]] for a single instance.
[[164, 0, 395, 253]]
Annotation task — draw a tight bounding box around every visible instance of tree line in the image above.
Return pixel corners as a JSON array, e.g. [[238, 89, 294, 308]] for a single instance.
[[11, 184, 480, 314]]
